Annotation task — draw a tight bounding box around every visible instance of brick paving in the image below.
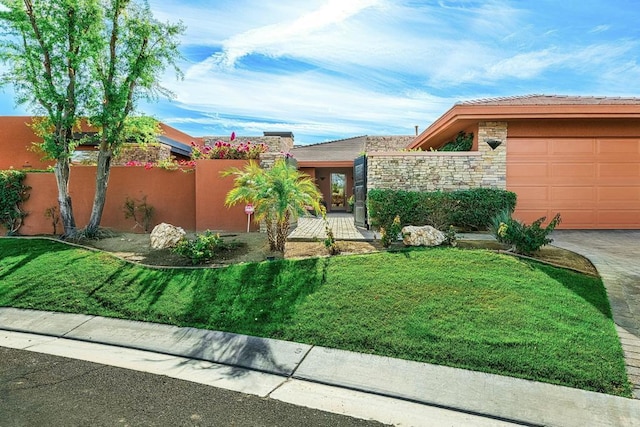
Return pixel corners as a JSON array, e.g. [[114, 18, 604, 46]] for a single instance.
[[552, 230, 640, 399], [288, 213, 376, 241]]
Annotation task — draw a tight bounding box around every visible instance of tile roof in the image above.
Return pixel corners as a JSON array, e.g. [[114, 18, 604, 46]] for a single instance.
[[458, 94, 640, 106]]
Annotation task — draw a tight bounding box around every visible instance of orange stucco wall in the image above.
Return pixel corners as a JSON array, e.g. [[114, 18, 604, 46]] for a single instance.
[[12, 161, 261, 235], [0, 117, 54, 170], [19, 167, 196, 235], [195, 160, 259, 232]]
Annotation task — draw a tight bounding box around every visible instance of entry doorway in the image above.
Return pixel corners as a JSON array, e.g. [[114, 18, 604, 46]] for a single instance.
[[331, 173, 346, 210]]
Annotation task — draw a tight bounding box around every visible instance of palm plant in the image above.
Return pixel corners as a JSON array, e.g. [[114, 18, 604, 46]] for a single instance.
[[223, 159, 322, 252]]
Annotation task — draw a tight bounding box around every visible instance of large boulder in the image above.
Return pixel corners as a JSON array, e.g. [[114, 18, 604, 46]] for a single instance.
[[150, 223, 186, 249], [402, 225, 446, 247]]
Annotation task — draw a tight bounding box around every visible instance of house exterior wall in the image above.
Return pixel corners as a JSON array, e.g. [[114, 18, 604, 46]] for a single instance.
[[367, 122, 507, 192], [365, 136, 415, 152], [0, 117, 53, 170]]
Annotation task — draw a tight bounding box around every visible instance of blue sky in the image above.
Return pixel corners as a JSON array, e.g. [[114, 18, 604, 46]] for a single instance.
[[2, 0, 640, 144]]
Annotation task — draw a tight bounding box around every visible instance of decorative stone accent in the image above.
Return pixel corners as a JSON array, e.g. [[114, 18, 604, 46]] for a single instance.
[[401, 225, 446, 247], [113, 143, 172, 165], [367, 122, 508, 193], [150, 223, 186, 249]]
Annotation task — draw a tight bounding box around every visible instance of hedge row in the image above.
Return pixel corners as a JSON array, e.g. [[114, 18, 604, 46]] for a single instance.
[[367, 188, 517, 232]]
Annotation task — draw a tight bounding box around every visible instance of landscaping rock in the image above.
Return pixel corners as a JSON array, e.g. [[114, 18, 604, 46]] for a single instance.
[[402, 225, 446, 247], [150, 223, 185, 249]]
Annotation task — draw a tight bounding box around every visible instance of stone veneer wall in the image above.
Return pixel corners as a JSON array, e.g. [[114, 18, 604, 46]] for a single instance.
[[365, 136, 415, 152], [113, 144, 172, 165], [202, 135, 294, 154], [367, 122, 506, 192]]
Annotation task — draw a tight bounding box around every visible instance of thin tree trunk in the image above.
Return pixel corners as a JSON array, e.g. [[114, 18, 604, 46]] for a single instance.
[[86, 149, 112, 235], [54, 158, 76, 237], [266, 214, 276, 251], [276, 210, 290, 252]]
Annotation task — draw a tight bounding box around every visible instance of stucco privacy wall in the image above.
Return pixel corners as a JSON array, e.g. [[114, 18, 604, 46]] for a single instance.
[[14, 161, 258, 235], [367, 122, 507, 192]]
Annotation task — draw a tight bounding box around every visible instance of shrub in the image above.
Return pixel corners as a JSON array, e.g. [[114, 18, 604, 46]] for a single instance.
[[172, 231, 234, 265], [0, 170, 31, 235], [450, 188, 517, 230], [190, 139, 268, 160], [380, 215, 402, 248], [123, 196, 155, 232], [368, 188, 516, 233], [491, 210, 562, 255], [439, 131, 473, 152]]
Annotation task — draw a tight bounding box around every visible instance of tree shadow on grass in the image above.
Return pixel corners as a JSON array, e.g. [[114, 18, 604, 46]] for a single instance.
[[528, 260, 613, 319], [167, 257, 327, 374]]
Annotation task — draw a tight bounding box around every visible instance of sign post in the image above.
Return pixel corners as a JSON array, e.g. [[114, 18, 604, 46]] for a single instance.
[[244, 204, 255, 233]]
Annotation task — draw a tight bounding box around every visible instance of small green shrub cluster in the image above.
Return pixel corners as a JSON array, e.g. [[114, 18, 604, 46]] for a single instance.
[[173, 231, 236, 264], [380, 215, 402, 248], [491, 210, 562, 255], [439, 131, 473, 152], [0, 170, 31, 235], [368, 188, 516, 233]]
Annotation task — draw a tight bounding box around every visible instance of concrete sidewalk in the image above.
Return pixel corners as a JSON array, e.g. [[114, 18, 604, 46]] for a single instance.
[[1, 307, 639, 426]]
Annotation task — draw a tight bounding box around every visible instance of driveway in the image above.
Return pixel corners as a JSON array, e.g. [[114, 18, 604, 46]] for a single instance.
[[552, 230, 640, 398]]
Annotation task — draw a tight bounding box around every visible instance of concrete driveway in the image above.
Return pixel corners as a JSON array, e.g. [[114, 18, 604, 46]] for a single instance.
[[552, 230, 640, 398]]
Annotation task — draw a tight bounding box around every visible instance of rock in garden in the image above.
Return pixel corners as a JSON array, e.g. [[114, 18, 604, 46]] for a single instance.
[[402, 225, 446, 247], [150, 223, 186, 249]]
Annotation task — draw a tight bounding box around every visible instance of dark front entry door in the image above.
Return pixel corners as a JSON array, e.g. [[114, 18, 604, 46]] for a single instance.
[[353, 155, 367, 228]]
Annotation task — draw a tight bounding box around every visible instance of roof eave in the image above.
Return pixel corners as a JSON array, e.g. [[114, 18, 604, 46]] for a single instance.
[[408, 104, 640, 150]]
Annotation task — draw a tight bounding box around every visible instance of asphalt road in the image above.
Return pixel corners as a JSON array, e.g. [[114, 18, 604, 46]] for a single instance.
[[0, 347, 387, 427]]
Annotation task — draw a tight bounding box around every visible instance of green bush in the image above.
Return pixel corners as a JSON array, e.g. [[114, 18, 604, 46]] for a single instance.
[[0, 170, 31, 235], [439, 131, 473, 152], [491, 210, 562, 255], [380, 215, 402, 248], [450, 188, 517, 230], [173, 231, 236, 264], [368, 188, 516, 232]]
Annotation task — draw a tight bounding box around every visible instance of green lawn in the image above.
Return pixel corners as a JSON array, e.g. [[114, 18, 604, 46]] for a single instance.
[[0, 238, 630, 396]]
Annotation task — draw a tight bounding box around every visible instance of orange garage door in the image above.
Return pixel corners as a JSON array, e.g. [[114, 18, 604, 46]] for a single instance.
[[507, 138, 640, 229]]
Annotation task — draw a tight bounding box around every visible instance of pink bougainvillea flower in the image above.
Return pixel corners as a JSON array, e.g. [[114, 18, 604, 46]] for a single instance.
[[144, 162, 154, 170], [230, 131, 236, 141]]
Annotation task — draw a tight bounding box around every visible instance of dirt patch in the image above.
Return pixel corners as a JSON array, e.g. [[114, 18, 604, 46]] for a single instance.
[[78, 232, 598, 275], [457, 240, 598, 276], [83, 232, 280, 267], [284, 240, 383, 259]]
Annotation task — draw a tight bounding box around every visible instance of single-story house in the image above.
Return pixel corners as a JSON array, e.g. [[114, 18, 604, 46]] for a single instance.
[[408, 95, 640, 229]]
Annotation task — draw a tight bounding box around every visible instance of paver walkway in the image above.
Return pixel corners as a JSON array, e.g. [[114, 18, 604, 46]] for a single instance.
[[552, 230, 640, 399], [288, 213, 376, 240]]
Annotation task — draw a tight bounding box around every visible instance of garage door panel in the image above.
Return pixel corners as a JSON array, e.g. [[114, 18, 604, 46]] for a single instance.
[[508, 163, 548, 178], [508, 139, 549, 154], [551, 186, 594, 203], [598, 187, 640, 202], [507, 137, 640, 229], [597, 139, 640, 154], [551, 163, 595, 178], [599, 163, 640, 178], [598, 211, 640, 227], [554, 210, 597, 228], [551, 139, 595, 154]]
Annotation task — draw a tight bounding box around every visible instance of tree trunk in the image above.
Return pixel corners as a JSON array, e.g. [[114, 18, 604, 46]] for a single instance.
[[54, 158, 76, 238], [85, 149, 112, 236], [266, 215, 277, 251], [276, 210, 290, 252]]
